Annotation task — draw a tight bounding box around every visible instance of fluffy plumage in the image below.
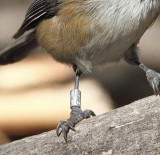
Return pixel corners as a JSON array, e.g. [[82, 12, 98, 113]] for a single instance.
[[13, 0, 60, 38], [4, 0, 160, 73], [37, 0, 160, 72]]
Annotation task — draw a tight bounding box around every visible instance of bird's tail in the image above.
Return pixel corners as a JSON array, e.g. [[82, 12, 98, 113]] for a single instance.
[[0, 30, 37, 65]]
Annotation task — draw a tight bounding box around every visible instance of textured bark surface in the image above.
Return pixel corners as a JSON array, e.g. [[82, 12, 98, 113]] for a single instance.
[[0, 96, 160, 155]]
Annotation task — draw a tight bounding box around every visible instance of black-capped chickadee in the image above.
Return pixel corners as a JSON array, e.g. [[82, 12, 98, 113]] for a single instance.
[[0, 0, 160, 142]]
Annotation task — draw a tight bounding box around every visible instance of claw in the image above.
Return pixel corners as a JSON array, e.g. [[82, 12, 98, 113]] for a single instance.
[[56, 120, 76, 142], [83, 109, 96, 118], [151, 81, 160, 96], [91, 110, 96, 116], [63, 128, 68, 143], [70, 126, 76, 131], [139, 64, 160, 96], [145, 69, 160, 96], [56, 108, 96, 142], [56, 121, 63, 137], [151, 82, 156, 95]]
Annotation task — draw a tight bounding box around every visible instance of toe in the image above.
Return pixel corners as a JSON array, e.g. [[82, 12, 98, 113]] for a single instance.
[[146, 70, 160, 96], [62, 126, 69, 143], [151, 81, 160, 96], [83, 109, 96, 118], [56, 120, 76, 142], [56, 108, 95, 142], [90, 110, 96, 116], [56, 121, 64, 137]]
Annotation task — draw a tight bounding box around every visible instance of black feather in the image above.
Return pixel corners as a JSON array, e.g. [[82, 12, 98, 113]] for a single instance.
[[0, 30, 37, 64], [13, 0, 60, 39]]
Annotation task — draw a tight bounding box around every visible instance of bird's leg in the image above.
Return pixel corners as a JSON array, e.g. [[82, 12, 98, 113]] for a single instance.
[[124, 44, 160, 95], [56, 67, 96, 142], [139, 64, 160, 95]]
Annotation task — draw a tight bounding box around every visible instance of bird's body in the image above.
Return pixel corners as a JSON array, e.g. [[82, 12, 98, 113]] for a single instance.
[[36, 0, 160, 73], [1, 0, 160, 142]]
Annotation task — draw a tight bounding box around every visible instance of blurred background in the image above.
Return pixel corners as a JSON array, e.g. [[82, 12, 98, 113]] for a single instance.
[[0, 0, 159, 145]]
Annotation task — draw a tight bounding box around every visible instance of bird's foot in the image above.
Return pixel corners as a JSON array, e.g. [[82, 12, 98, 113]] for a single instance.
[[140, 64, 160, 95], [146, 69, 160, 95], [56, 106, 95, 142]]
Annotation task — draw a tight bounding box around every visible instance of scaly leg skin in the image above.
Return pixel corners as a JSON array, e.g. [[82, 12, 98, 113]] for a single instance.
[[56, 68, 96, 142], [139, 64, 160, 96], [124, 44, 160, 95], [56, 107, 95, 142]]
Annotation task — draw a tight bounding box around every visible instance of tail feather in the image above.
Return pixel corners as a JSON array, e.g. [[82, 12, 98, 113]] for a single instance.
[[0, 29, 38, 65]]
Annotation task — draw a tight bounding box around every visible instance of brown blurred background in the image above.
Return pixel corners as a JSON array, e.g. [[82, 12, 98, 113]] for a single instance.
[[0, 0, 160, 145]]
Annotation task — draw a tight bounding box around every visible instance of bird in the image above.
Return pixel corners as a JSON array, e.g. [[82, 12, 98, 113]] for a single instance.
[[0, 0, 160, 142]]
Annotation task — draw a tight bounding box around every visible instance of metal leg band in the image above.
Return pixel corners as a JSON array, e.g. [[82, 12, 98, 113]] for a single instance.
[[70, 89, 81, 108]]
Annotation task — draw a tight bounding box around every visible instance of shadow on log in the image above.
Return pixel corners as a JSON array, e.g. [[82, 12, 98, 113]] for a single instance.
[[0, 96, 160, 155]]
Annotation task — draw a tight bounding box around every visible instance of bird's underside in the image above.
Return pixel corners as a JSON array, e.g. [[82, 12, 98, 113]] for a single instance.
[[0, 0, 160, 142]]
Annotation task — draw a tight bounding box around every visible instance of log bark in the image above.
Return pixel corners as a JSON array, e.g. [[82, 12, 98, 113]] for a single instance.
[[0, 96, 160, 155]]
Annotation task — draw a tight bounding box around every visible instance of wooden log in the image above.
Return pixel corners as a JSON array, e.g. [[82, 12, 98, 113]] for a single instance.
[[0, 96, 160, 155]]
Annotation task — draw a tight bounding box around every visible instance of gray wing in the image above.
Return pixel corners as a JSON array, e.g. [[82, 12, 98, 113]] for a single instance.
[[0, 0, 60, 65], [0, 30, 37, 65], [14, 0, 59, 38]]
